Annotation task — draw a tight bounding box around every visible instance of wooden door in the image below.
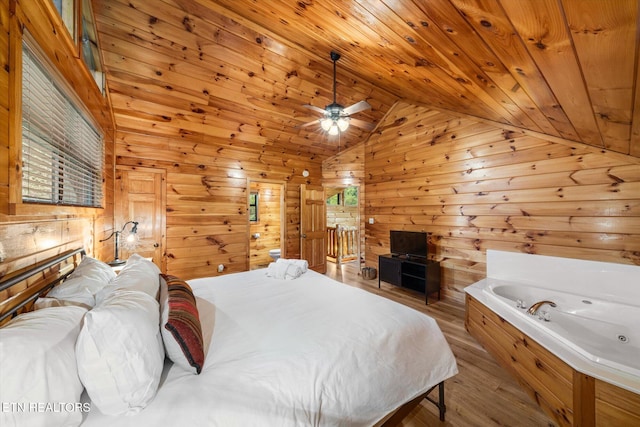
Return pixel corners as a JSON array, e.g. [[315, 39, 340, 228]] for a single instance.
[[115, 166, 166, 271], [300, 184, 326, 273]]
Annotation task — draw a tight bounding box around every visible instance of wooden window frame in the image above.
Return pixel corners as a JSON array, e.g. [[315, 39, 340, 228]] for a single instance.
[[5, 9, 106, 217], [249, 191, 259, 223]]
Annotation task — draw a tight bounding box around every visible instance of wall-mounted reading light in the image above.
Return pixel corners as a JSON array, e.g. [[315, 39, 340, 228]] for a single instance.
[[99, 221, 139, 266]]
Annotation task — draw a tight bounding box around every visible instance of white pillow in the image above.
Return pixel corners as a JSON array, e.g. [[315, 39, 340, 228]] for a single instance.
[[45, 276, 105, 308], [99, 254, 160, 300], [33, 296, 91, 310], [76, 290, 165, 415], [68, 256, 116, 283], [0, 306, 88, 427], [44, 256, 116, 308]]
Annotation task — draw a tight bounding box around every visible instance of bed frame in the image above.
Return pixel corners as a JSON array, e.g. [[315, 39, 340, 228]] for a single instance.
[[0, 248, 85, 324], [380, 382, 446, 425], [0, 247, 448, 424]]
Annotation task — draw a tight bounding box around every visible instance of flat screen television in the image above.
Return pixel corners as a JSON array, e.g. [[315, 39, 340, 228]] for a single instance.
[[390, 230, 428, 259]]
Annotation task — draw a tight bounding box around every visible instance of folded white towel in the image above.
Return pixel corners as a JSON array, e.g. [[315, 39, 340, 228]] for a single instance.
[[266, 261, 304, 280], [275, 258, 308, 273]]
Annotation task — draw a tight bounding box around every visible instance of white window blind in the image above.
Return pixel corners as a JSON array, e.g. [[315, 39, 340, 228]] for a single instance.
[[21, 42, 103, 208]]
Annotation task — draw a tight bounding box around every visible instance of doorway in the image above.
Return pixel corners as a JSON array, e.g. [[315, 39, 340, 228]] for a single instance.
[[114, 166, 166, 271], [248, 180, 285, 270], [300, 184, 327, 274], [325, 186, 360, 266]]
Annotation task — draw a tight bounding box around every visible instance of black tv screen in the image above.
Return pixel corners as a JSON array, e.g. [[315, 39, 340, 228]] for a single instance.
[[390, 230, 428, 258]]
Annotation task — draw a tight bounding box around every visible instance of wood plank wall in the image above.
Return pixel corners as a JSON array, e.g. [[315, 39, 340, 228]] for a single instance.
[[0, 0, 115, 280], [108, 93, 322, 279], [365, 102, 640, 302], [121, 115, 326, 277], [326, 204, 358, 229]]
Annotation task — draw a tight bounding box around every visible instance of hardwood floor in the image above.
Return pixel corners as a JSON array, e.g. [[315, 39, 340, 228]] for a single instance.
[[325, 261, 556, 427]]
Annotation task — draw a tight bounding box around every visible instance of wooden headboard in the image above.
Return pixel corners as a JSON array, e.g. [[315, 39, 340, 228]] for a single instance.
[[0, 248, 85, 325]]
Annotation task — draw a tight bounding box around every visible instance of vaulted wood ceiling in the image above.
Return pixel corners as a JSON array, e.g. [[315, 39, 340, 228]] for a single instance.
[[94, 0, 640, 159]]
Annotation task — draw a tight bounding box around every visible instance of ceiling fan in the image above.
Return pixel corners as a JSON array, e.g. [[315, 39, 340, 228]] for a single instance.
[[300, 51, 375, 135]]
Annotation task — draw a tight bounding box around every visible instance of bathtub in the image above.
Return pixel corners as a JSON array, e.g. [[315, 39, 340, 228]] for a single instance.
[[465, 250, 640, 394], [484, 280, 639, 378]]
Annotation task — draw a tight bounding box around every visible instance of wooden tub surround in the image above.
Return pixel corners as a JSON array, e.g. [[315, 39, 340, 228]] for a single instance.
[[465, 250, 640, 426]]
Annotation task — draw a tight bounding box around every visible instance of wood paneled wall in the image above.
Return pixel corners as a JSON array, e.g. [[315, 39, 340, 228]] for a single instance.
[[326, 204, 358, 228], [114, 120, 321, 280], [249, 181, 282, 269], [365, 102, 640, 302], [0, 0, 115, 278]]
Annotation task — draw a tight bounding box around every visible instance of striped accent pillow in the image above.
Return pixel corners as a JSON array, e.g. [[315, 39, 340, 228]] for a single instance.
[[160, 274, 205, 374]]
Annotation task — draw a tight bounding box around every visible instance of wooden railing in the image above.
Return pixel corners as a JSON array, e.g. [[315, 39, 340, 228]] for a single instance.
[[327, 226, 358, 264]]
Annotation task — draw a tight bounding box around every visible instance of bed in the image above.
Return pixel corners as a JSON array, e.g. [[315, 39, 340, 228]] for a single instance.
[[0, 249, 458, 427]]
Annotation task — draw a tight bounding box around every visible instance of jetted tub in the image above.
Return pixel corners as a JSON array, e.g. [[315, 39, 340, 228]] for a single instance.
[[483, 280, 640, 379], [465, 250, 640, 394]]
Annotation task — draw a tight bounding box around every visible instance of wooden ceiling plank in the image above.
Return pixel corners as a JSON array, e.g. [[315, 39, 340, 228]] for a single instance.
[[499, 0, 604, 147], [370, 0, 541, 131], [205, 0, 481, 115], [562, 0, 636, 154], [326, 0, 520, 123], [93, 0, 640, 160], [107, 71, 208, 105], [452, 0, 580, 141], [115, 0, 391, 150], [402, 0, 561, 137]]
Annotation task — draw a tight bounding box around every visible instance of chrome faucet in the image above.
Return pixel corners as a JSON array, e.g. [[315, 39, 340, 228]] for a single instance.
[[527, 300, 556, 315]]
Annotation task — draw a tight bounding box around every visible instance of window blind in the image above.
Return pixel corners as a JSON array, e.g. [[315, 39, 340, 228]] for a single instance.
[[21, 42, 103, 208]]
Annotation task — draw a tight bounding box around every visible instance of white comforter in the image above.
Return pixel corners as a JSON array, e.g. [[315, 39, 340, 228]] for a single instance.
[[80, 269, 457, 426]]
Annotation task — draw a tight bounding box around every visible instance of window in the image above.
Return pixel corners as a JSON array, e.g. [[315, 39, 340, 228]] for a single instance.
[[21, 39, 104, 208], [81, 0, 105, 93], [249, 192, 259, 222], [344, 186, 358, 206], [327, 187, 358, 206], [52, 0, 76, 41], [326, 193, 341, 206]]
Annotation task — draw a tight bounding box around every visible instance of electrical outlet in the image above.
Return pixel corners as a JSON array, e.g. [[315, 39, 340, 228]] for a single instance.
[[368, 218, 374, 224], [217, 264, 224, 273]]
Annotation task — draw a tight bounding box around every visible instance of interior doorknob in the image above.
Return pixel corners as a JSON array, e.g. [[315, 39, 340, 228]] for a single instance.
[[302, 234, 306, 238], [153, 243, 159, 248]]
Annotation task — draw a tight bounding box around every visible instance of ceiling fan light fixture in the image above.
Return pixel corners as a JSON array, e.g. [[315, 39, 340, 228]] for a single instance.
[[299, 51, 372, 134], [320, 117, 333, 131], [337, 117, 349, 132]]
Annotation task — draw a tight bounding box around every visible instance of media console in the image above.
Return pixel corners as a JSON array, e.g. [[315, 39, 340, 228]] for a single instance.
[[378, 254, 441, 304]]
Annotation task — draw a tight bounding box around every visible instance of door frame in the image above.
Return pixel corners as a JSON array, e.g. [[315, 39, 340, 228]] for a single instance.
[[325, 184, 361, 266], [115, 165, 166, 272], [247, 178, 286, 268]]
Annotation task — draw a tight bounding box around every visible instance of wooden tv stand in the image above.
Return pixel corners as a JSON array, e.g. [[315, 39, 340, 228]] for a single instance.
[[378, 254, 441, 304]]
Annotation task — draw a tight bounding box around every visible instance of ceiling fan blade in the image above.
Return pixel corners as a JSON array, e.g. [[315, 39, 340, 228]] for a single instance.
[[349, 118, 376, 132], [296, 119, 321, 129], [342, 100, 371, 116], [302, 104, 328, 115]]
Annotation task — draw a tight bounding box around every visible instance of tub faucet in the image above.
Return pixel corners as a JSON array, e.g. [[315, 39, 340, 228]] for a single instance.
[[527, 300, 556, 316]]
